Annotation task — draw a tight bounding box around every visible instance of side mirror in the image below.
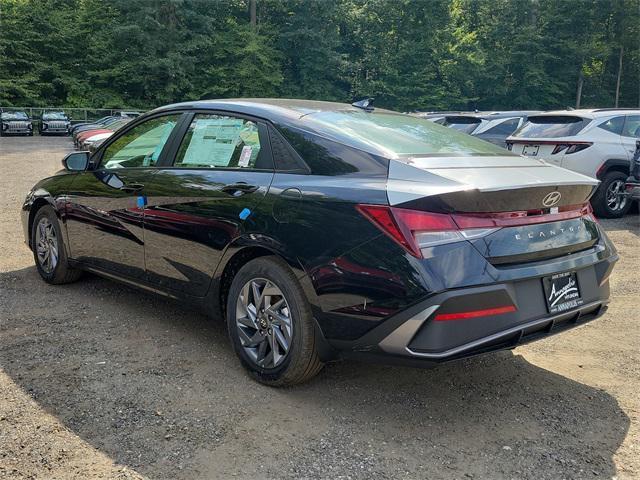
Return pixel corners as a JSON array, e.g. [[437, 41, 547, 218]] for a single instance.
[[62, 151, 90, 171]]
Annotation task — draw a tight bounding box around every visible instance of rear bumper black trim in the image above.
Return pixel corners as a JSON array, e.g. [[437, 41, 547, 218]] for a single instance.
[[404, 300, 605, 360]]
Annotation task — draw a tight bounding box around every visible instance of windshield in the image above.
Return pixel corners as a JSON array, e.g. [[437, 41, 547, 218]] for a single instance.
[[43, 112, 68, 120], [512, 115, 587, 138], [306, 111, 510, 157], [1, 112, 28, 120]]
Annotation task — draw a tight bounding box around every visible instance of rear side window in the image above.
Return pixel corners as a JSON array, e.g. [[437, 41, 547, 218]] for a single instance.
[[483, 118, 521, 136], [512, 116, 587, 138], [174, 114, 266, 169], [622, 115, 640, 138], [598, 116, 625, 134]]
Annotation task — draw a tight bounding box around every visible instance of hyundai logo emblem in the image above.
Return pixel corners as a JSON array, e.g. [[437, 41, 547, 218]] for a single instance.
[[542, 191, 562, 207]]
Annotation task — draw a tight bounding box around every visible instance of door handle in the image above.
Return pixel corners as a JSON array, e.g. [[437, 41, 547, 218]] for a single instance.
[[221, 183, 259, 196], [120, 183, 145, 193]]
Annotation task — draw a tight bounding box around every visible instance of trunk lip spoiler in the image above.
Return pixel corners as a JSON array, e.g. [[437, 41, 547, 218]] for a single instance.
[[506, 139, 593, 145]]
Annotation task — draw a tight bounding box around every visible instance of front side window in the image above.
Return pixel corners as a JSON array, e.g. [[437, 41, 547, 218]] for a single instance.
[[622, 115, 640, 138], [101, 114, 180, 169], [174, 114, 263, 169], [598, 116, 625, 135]]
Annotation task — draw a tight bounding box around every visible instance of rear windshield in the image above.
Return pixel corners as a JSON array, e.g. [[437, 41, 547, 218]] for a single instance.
[[305, 111, 510, 157], [512, 115, 587, 138], [443, 116, 482, 134]]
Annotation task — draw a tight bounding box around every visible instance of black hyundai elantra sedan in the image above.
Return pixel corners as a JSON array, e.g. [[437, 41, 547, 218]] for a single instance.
[[22, 99, 618, 385]]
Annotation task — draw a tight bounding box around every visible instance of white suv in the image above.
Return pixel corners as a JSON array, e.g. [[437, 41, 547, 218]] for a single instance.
[[507, 109, 640, 218]]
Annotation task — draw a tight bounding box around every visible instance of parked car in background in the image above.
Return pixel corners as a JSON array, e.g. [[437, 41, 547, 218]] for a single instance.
[[70, 115, 114, 134], [1, 111, 33, 136], [75, 118, 131, 149], [625, 140, 640, 202], [72, 116, 122, 139], [441, 111, 541, 147], [39, 111, 71, 135], [21, 99, 617, 386], [115, 110, 141, 118], [507, 109, 640, 218], [80, 131, 114, 151]]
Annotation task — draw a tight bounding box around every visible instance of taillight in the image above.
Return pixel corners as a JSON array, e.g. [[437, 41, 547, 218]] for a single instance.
[[356, 205, 498, 257], [551, 143, 592, 155], [356, 203, 595, 258]]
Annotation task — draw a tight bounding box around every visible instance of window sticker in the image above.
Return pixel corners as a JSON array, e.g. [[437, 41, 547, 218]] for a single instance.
[[181, 118, 245, 166], [238, 145, 252, 167]]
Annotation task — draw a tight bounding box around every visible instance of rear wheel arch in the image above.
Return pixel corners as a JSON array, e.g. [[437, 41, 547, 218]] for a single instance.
[[213, 238, 305, 317], [596, 159, 630, 179], [213, 244, 335, 363]]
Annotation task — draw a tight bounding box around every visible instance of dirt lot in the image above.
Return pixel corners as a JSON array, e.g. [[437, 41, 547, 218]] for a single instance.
[[0, 135, 638, 480]]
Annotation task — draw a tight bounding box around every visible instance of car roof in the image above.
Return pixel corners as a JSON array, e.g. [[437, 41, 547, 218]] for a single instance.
[[153, 98, 399, 124], [444, 111, 541, 120], [532, 108, 640, 119]]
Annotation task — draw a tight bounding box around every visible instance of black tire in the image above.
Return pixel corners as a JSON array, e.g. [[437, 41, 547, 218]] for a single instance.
[[591, 171, 631, 218], [31, 206, 82, 284], [226, 256, 323, 386]]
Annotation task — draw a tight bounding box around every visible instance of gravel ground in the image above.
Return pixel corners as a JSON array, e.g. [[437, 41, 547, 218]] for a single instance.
[[0, 136, 638, 480]]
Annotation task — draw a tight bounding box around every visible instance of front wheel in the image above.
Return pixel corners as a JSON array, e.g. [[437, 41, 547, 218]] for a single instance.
[[226, 256, 323, 386], [31, 206, 82, 284], [591, 171, 631, 218]]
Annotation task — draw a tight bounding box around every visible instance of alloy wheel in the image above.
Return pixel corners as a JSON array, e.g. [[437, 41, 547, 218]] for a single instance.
[[235, 278, 293, 369], [35, 217, 58, 274], [606, 179, 627, 212]]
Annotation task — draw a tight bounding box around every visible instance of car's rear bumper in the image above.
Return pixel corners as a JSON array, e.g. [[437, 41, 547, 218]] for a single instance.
[[625, 177, 640, 200], [334, 255, 616, 365]]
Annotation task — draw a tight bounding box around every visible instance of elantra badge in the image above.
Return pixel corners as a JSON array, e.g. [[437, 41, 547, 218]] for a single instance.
[[542, 191, 562, 207]]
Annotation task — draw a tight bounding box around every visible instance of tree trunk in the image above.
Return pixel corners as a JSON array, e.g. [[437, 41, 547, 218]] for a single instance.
[[615, 46, 623, 107], [576, 69, 584, 109], [249, 0, 257, 29]]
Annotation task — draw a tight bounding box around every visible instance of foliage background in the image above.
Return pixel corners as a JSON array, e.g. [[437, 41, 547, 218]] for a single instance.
[[0, 0, 638, 111]]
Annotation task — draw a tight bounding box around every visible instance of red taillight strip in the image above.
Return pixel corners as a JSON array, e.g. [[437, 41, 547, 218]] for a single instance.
[[453, 203, 592, 229], [434, 305, 517, 322]]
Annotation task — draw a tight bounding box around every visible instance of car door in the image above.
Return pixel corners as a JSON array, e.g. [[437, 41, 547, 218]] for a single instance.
[[621, 115, 640, 160], [65, 113, 184, 280], [140, 111, 275, 296]]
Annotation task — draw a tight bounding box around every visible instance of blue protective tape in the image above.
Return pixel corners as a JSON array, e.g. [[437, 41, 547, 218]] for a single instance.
[[239, 208, 251, 220]]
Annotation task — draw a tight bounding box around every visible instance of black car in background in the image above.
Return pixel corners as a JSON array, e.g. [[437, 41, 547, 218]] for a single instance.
[[1, 110, 33, 136], [39, 111, 71, 135], [625, 140, 640, 201], [21, 99, 617, 386]]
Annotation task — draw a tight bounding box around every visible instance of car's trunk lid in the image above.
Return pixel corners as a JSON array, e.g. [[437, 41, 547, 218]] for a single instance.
[[387, 156, 600, 263]]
